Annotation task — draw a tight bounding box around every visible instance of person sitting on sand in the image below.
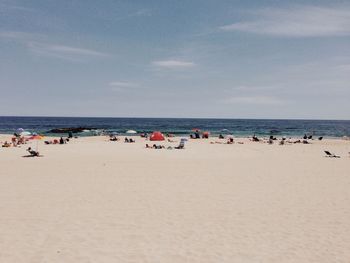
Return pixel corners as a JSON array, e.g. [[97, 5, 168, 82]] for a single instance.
[[252, 134, 260, 142], [18, 136, 26, 145], [59, 137, 65, 144], [26, 147, 40, 157], [2, 141, 11, 147], [110, 136, 119, 141], [124, 137, 129, 143], [227, 137, 234, 144]]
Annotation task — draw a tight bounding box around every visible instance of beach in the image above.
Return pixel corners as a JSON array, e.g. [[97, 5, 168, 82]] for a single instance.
[[0, 134, 350, 262]]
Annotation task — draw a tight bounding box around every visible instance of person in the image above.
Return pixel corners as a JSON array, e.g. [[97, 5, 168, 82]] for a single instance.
[[59, 137, 65, 144], [11, 137, 17, 147], [252, 134, 259, 142], [18, 136, 26, 145], [2, 141, 11, 147], [227, 137, 234, 144], [27, 147, 40, 157], [68, 131, 73, 138], [110, 136, 118, 141], [124, 137, 129, 143]]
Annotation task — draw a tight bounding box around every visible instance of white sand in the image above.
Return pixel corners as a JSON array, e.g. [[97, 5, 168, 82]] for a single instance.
[[0, 135, 350, 262]]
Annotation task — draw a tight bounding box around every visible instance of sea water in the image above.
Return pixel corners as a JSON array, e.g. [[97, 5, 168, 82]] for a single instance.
[[0, 116, 349, 138]]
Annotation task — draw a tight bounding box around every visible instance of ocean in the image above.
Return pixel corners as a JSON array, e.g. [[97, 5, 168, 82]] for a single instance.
[[0, 116, 349, 138]]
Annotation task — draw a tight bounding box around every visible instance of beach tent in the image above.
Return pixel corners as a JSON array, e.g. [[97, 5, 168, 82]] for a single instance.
[[150, 131, 165, 141]]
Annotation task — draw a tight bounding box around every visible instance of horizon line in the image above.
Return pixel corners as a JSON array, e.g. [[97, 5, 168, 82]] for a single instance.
[[0, 115, 349, 122]]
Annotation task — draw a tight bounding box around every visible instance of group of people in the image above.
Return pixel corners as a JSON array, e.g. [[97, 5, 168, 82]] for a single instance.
[[146, 144, 165, 149], [124, 137, 135, 143], [45, 137, 69, 145], [249, 134, 324, 145], [1, 133, 27, 147]]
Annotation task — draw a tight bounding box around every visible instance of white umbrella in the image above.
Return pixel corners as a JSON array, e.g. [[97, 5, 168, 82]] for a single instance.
[[126, 130, 137, 134], [20, 131, 31, 136]]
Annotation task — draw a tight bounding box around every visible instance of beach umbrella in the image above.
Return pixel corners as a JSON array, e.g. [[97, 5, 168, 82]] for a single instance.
[[20, 131, 31, 136], [28, 135, 44, 140], [16, 128, 24, 134], [126, 130, 137, 134]]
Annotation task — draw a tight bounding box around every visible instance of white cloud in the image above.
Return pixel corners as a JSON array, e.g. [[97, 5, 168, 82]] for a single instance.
[[109, 81, 139, 92], [1, 31, 108, 61], [224, 96, 285, 105], [47, 45, 108, 57], [28, 42, 108, 58], [220, 6, 350, 37], [230, 85, 276, 91], [152, 60, 195, 69]]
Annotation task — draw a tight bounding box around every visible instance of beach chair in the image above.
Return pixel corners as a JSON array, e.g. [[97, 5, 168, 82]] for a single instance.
[[324, 151, 340, 158], [175, 141, 185, 149]]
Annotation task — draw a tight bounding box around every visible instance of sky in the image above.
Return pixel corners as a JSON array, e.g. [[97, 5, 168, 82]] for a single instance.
[[0, 0, 350, 119]]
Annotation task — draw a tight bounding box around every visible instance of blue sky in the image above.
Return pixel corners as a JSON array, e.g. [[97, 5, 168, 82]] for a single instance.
[[0, 0, 350, 119]]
